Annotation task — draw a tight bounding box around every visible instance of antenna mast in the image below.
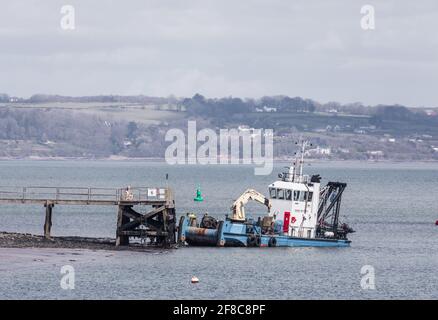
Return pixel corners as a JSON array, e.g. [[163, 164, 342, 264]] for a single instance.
[[299, 140, 310, 178], [287, 139, 311, 182]]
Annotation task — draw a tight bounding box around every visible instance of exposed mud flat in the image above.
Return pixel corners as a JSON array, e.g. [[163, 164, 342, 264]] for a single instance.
[[0, 232, 173, 252]]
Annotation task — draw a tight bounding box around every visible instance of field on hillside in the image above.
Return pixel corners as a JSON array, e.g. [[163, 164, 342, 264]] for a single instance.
[[0, 102, 186, 125]]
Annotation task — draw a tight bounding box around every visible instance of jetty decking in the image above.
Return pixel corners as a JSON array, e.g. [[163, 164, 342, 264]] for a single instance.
[[0, 186, 176, 247]]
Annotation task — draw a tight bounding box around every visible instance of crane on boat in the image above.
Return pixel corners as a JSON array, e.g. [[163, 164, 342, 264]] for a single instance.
[[231, 189, 271, 222]]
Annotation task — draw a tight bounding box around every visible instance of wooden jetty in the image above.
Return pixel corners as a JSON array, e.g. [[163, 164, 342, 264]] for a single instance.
[[0, 186, 176, 247]]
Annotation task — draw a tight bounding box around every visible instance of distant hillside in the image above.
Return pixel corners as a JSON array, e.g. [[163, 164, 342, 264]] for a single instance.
[[0, 93, 174, 105], [0, 93, 438, 160]]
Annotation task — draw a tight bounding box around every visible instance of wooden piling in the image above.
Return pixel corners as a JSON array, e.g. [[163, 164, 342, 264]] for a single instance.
[[116, 205, 130, 246], [43, 202, 54, 239]]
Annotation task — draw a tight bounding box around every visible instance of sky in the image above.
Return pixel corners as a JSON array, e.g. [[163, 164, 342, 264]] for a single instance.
[[1, 0, 437, 107]]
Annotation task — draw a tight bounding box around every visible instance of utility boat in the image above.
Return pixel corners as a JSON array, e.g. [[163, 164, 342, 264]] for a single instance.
[[178, 142, 354, 247]]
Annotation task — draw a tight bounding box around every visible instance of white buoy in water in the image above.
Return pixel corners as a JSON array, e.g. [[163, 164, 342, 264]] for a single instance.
[[191, 276, 199, 284]]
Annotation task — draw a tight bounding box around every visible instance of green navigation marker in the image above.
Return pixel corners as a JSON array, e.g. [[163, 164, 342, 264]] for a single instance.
[[194, 186, 204, 202]]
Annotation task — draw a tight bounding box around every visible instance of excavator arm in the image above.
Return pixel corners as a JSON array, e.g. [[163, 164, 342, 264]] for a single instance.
[[231, 189, 271, 221]]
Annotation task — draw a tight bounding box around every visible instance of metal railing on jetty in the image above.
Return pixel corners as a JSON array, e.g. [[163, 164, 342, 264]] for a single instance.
[[0, 186, 169, 205]]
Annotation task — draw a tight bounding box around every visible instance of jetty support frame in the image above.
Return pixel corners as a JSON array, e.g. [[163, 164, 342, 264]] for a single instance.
[[0, 186, 176, 247]]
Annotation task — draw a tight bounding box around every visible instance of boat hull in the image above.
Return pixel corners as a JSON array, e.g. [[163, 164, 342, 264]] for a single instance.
[[225, 234, 350, 247], [179, 216, 351, 248]]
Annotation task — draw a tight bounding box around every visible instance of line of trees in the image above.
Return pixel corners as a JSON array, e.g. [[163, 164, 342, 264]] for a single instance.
[[182, 94, 318, 118]]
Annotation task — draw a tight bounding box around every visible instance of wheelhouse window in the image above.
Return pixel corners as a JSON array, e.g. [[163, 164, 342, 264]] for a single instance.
[[285, 189, 292, 200], [277, 189, 285, 200], [308, 192, 313, 201], [299, 191, 307, 202], [293, 190, 300, 201], [269, 188, 277, 199]]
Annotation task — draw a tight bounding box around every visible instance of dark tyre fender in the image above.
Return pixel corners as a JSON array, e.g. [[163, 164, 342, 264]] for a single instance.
[[247, 235, 256, 247], [255, 235, 261, 247], [268, 237, 277, 247]]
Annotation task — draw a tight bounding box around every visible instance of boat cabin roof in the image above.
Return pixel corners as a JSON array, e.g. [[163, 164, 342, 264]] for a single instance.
[[269, 180, 313, 191]]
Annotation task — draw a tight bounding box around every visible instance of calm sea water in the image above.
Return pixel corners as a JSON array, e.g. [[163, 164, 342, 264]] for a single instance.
[[0, 160, 437, 299]]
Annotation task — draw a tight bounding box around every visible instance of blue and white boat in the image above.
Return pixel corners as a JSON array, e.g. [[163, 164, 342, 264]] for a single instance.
[[178, 142, 354, 248]]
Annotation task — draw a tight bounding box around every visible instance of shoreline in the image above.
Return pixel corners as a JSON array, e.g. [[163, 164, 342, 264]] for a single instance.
[[0, 232, 173, 252], [1, 156, 438, 164]]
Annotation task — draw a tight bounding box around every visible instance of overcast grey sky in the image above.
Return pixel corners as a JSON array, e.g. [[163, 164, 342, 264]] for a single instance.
[[1, 0, 437, 107]]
